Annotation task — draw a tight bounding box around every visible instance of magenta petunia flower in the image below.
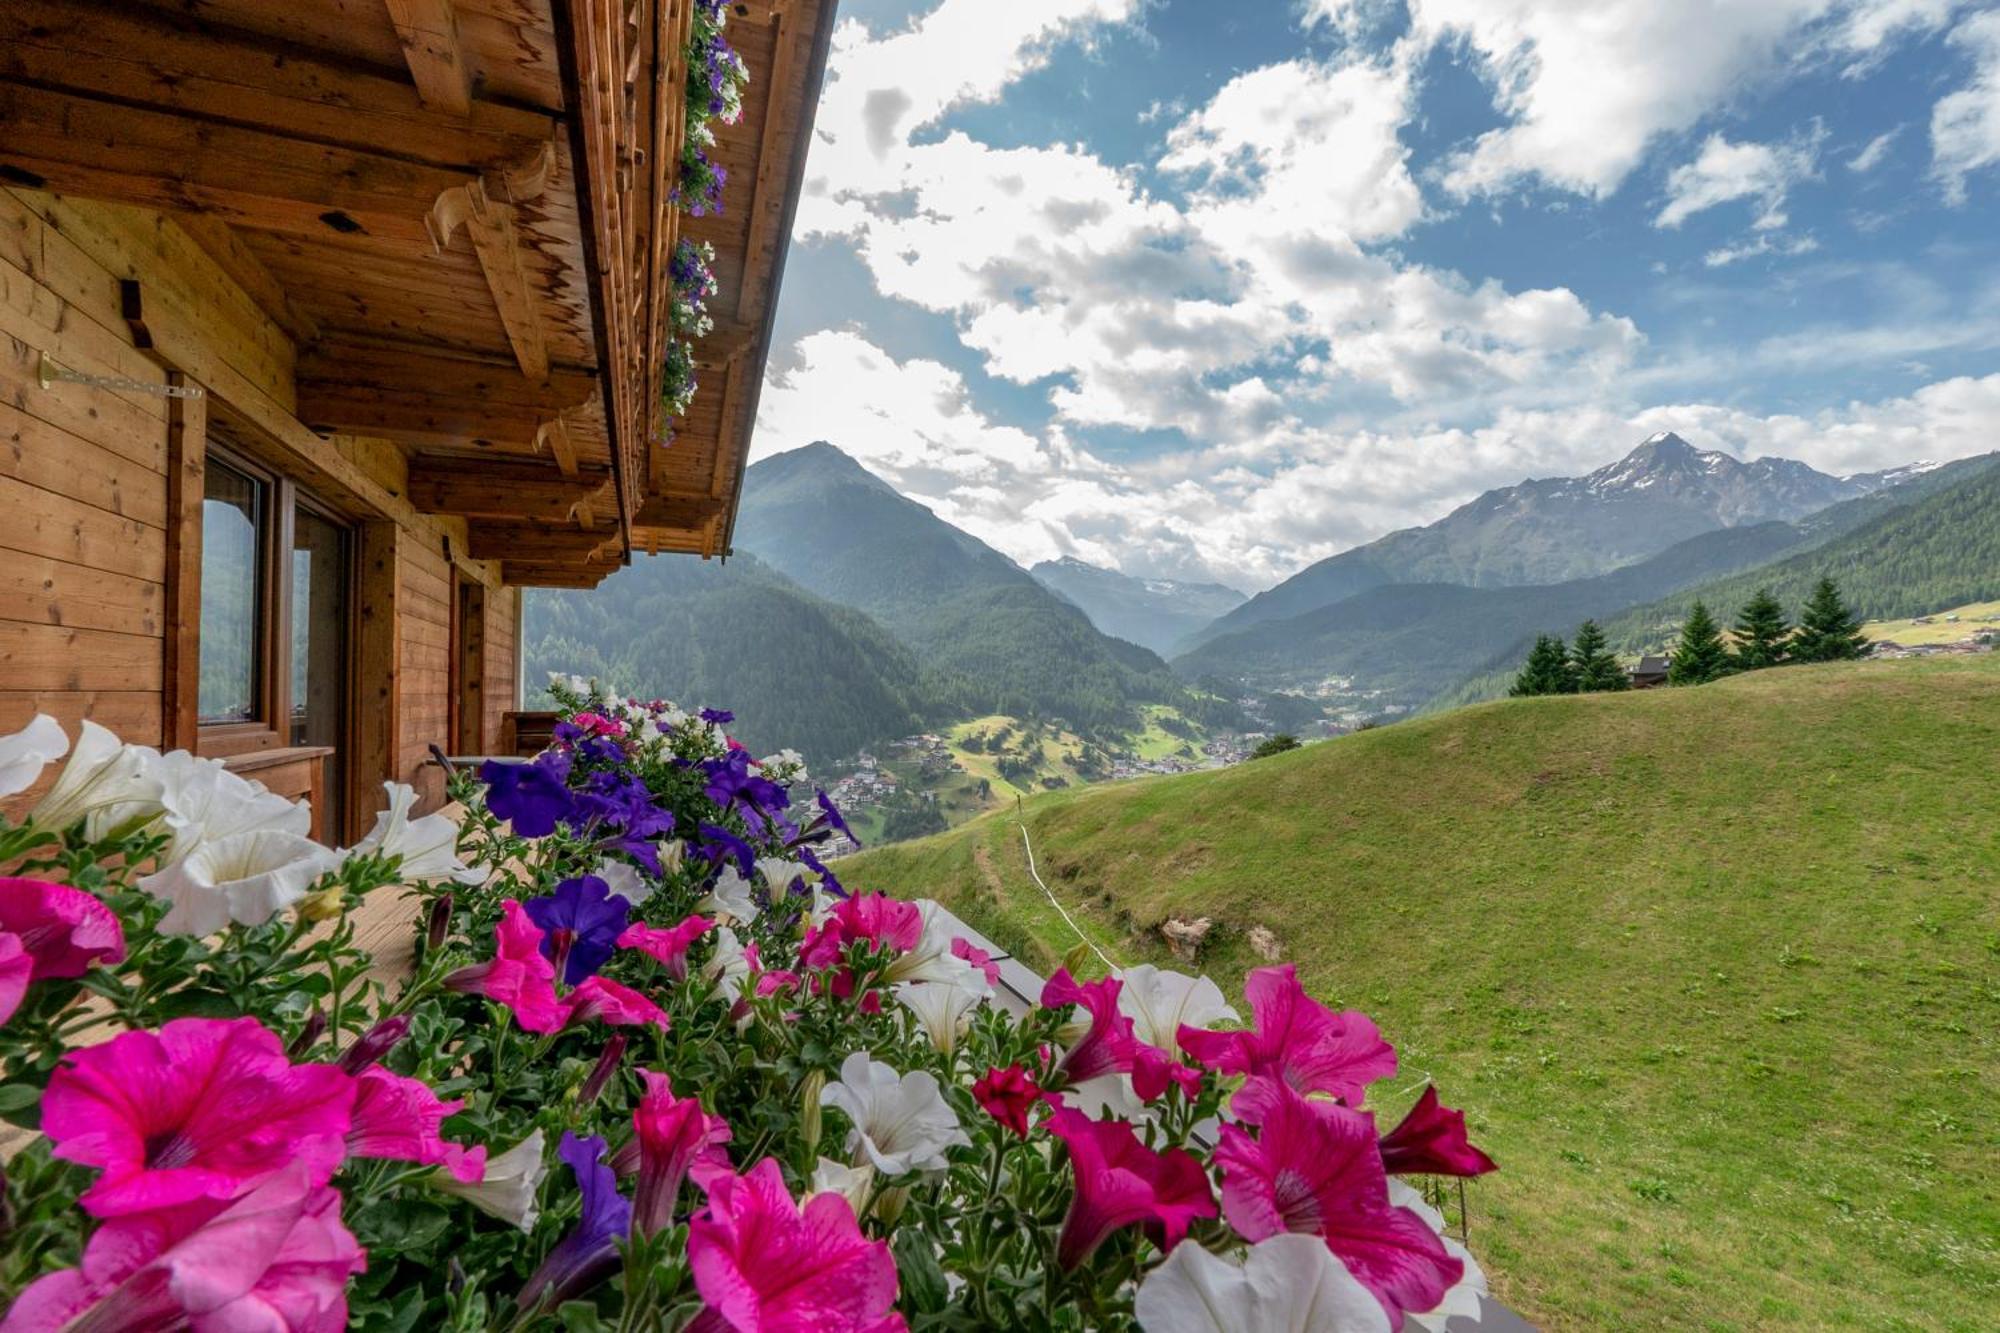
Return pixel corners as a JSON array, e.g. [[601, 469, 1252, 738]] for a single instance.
[[1046, 1104, 1216, 1269], [1178, 964, 1396, 1107], [563, 975, 670, 1030], [0, 932, 30, 1028], [630, 1071, 733, 1237], [1214, 1076, 1461, 1326], [0, 877, 125, 980], [1041, 968, 1147, 1088], [3, 1160, 364, 1333], [346, 1066, 486, 1183], [971, 1064, 1041, 1137], [1378, 1085, 1498, 1179], [42, 1017, 355, 1217], [444, 899, 568, 1033], [799, 893, 922, 969], [618, 913, 714, 981], [687, 1157, 904, 1333]]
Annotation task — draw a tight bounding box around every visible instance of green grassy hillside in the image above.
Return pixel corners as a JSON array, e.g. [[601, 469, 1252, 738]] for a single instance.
[[846, 656, 2000, 1330]]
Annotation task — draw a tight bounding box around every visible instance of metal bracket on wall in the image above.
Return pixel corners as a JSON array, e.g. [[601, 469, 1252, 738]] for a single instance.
[[38, 350, 205, 399]]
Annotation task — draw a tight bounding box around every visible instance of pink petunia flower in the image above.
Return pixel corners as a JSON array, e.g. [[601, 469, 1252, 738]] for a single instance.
[[618, 913, 714, 981], [444, 899, 568, 1033], [1041, 969, 1148, 1088], [629, 1071, 733, 1237], [1214, 1075, 1461, 1326], [0, 877, 125, 980], [0, 932, 30, 1028], [687, 1157, 905, 1333], [345, 1066, 486, 1183], [1378, 1085, 1497, 1179], [3, 1160, 364, 1333], [950, 936, 1002, 985], [1046, 1104, 1216, 1269], [1178, 964, 1396, 1107], [563, 975, 670, 1030], [42, 1017, 355, 1218]]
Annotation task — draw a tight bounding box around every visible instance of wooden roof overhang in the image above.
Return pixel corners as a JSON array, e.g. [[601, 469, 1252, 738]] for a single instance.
[[0, 0, 837, 587]]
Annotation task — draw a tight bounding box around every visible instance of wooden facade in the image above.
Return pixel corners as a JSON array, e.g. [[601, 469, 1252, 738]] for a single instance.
[[0, 0, 835, 839]]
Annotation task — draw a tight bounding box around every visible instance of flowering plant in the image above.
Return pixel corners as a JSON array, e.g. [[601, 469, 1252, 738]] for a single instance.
[[0, 678, 1496, 1331]]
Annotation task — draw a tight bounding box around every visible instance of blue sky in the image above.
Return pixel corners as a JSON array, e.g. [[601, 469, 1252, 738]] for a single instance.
[[751, 0, 2000, 591]]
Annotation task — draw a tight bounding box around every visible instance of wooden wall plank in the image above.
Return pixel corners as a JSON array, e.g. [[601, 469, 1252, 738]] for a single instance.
[[0, 622, 165, 692], [0, 553, 162, 638], [0, 400, 168, 527], [0, 474, 165, 582]]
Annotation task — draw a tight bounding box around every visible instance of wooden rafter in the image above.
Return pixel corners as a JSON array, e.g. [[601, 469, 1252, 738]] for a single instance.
[[296, 341, 596, 451], [0, 2, 557, 174], [383, 0, 474, 117]]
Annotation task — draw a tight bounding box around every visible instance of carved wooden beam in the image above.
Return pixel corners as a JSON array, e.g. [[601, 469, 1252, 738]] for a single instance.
[[429, 153, 559, 384], [408, 459, 615, 524], [467, 524, 625, 562], [535, 415, 582, 479], [383, 0, 473, 117], [297, 341, 596, 450]]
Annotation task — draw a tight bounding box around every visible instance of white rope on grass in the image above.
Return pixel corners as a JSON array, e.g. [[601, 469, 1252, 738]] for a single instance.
[[1015, 817, 1121, 975]]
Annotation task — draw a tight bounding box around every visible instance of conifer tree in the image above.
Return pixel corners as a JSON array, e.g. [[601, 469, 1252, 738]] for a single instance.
[[1790, 576, 1869, 662], [1667, 601, 1730, 685], [1731, 588, 1791, 670], [1510, 634, 1576, 696], [1570, 619, 1628, 692]]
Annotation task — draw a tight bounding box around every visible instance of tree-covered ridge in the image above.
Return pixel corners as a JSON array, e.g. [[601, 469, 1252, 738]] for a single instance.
[[733, 444, 1195, 738], [1597, 455, 2000, 655], [521, 553, 948, 767]]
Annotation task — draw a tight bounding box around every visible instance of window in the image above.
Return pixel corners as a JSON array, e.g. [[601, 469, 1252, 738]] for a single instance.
[[195, 437, 355, 832], [198, 460, 265, 724]]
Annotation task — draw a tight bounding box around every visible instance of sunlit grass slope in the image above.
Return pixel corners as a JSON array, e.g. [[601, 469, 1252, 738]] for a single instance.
[[846, 655, 2000, 1331]]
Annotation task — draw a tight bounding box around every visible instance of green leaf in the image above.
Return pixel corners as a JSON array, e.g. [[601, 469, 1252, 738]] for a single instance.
[[894, 1226, 950, 1315]]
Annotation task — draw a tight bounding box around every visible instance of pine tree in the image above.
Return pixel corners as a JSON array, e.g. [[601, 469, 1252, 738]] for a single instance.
[[1510, 634, 1576, 696], [1731, 588, 1791, 670], [1790, 577, 1869, 662], [1570, 619, 1628, 692], [1667, 601, 1730, 685]]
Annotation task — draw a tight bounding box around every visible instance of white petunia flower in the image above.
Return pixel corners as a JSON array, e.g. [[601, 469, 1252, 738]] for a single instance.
[[431, 1129, 547, 1230], [819, 1051, 970, 1176], [0, 713, 69, 798], [592, 857, 653, 908], [808, 1156, 876, 1215], [140, 829, 339, 935], [892, 974, 988, 1056], [1389, 1180, 1490, 1332], [154, 750, 311, 865], [1119, 964, 1238, 1059], [705, 925, 753, 1003], [884, 900, 972, 985], [1133, 1234, 1391, 1333], [32, 721, 166, 840], [698, 865, 760, 924], [346, 781, 481, 884]]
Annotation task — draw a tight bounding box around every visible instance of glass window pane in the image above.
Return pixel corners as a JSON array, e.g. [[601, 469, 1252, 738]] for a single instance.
[[199, 462, 263, 723], [292, 509, 350, 834]]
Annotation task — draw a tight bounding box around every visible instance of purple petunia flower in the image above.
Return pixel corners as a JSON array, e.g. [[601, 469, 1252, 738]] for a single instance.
[[519, 1133, 632, 1312], [525, 876, 632, 986], [481, 755, 573, 838], [700, 708, 734, 725], [701, 751, 791, 838], [696, 824, 757, 879], [799, 847, 848, 901], [814, 789, 859, 848]]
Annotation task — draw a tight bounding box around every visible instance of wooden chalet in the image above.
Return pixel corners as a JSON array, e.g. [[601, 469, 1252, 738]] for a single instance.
[[0, 0, 836, 838]]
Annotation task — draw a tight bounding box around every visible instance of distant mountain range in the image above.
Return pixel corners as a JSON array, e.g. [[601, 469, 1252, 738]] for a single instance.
[[1183, 450, 1999, 713], [523, 434, 1984, 762], [1029, 557, 1246, 656], [1192, 433, 1931, 647]]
